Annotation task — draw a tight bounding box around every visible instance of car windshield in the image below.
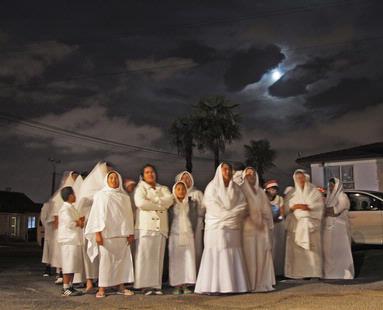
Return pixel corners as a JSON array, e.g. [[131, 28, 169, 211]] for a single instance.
[[368, 191, 383, 199]]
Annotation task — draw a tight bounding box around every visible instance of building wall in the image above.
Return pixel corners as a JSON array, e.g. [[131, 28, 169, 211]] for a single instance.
[[0, 213, 39, 241], [310, 159, 380, 190]]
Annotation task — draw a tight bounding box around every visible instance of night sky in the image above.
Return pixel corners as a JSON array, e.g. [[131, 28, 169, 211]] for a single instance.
[[1, 0, 382, 202]]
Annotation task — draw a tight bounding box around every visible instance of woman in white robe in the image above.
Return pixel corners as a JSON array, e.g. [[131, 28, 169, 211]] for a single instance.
[[195, 162, 248, 294], [41, 201, 53, 276], [236, 167, 276, 292], [285, 169, 324, 279], [46, 171, 78, 282], [323, 178, 354, 279], [85, 170, 135, 298], [175, 171, 205, 270], [168, 181, 197, 294], [74, 161, 112, 290], [134, 164, 174, 295]]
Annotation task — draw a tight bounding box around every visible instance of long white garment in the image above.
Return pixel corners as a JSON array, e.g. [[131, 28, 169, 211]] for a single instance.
[[323, 178, 354, 279], [75, 162, 109, 282], [134, 180, 174, 289], [58, 201, 84, 276], [84, 171, 135, 287], [271, 195, 286, 276], [285, 170, 324, 279], [235, 168, 275, 292], [195, 164, 248, 294], [175, 171, 205, 270], [40, 202, 52, 264], [169, 181, 196, 286], [46, 171, 77, 268]]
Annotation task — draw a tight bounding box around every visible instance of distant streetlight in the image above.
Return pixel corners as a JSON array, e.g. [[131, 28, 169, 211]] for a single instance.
[[48, 158, 61, 195]]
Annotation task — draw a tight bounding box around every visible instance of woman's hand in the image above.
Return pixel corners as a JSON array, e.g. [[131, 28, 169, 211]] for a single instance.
[[127, 235, 135, 245], [95, 232, 103, 246]]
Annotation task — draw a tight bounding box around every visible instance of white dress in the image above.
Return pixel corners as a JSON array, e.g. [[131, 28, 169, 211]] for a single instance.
[[323, 179, 354, 279], [285, 170, 324, 279], [169, 189, 196, 286], [195, 164, 248, 294], [85, 171, 135, 288], [237, 168, 275, 292]]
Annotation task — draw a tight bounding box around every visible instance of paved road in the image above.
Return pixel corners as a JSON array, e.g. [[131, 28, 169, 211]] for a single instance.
[[1, 242, 383, 309]]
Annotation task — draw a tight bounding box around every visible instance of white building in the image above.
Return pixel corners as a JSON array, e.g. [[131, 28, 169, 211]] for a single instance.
[[296, 142, 383, 191]]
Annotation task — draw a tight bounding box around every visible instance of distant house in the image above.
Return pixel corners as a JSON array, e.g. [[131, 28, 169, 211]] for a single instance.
[[0, 190, 42, 241], [296, 142, 383, 190]]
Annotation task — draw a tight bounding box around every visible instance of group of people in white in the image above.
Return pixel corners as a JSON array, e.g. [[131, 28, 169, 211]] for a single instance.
[[40, 160, 354, 298]]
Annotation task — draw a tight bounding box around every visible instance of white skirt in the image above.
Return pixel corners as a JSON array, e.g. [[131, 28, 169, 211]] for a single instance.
[[195, 229, 249, 294], [98, 237, 134, 287], [60, 244, 83, 274], [73, 238, 99, 284], [41, 238, 51, 264], [134, 231, 166, 289], [323, 219, 354, 279], [169, 234, 196, 286], [243, 228, 276, 292]]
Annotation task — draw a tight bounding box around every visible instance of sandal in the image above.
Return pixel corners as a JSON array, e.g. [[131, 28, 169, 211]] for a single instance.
[[117, 289, 135, 296], [96, 291, 106, 298]]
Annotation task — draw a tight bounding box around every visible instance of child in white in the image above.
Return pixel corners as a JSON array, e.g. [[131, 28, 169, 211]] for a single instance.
[[169, 181, 197, 295], [57, 186, 84, 296]]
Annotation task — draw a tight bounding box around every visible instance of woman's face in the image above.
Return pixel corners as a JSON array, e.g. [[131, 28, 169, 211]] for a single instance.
[[221, 164, 233, 183], [329, 181, 335, 192], [245, 168, 256, 184], [296, 172, 306, 189], [143, 166, 156, 184], [175, 183, 187, 201], [181, 173, 192, 189], [107, 172, 119, 189]]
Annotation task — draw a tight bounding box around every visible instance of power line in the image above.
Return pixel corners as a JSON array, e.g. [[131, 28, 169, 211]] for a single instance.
[[0, 112, 240, 164]]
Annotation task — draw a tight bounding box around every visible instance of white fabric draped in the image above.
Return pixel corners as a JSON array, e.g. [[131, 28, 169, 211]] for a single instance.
[[323, 178, 354, 279], [195, 164, 248, 294]]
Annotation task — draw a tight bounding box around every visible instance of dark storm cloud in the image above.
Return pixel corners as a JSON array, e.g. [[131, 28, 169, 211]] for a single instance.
[[305, 77, 383, 113], [268, 51, 362, 98], [224, 44, 285, 92], [165, 40, 219, 64]]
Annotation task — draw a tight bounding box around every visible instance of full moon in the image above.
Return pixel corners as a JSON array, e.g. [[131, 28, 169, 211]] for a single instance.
[[271, 69, 282, 81]]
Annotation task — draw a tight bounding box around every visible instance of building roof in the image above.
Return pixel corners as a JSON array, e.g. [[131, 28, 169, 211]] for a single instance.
[[0, 191, 42, 214], [296, 142, 383, 164]]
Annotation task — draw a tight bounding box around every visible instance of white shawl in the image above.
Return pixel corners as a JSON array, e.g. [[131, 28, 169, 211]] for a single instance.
[[203, 163, 247, 232], [76, 161, 109, 219], [175, 171, 205, 216], [325, 178, 350, 230], [289, 169, 324, 250], [85, 171, 134, 262], [234, 167, 273, 232]]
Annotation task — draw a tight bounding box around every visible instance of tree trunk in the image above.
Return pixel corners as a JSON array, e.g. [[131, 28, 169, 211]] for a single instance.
[[185, 148, 193, 173], [214, 145, 220, 169]]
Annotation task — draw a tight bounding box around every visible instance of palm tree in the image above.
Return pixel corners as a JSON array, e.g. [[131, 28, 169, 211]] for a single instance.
[[244, 139, 276, 183], [169, 116, 195, 172], [193, 95, 241, 169]]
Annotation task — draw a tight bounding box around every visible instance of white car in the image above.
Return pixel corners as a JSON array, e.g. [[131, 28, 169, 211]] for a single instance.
[[345, 190, 383, 245]]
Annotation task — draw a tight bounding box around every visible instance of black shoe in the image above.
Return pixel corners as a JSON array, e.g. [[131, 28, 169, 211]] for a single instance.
[[62, 287, 83, 297]]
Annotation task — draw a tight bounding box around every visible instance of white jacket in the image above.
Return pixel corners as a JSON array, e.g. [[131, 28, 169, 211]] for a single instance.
[[57, 202, 83, 246], [134, 181, 174, 237]]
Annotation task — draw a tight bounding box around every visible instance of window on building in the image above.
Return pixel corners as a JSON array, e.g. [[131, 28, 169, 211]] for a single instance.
[[324, 165, 354, 189], [27, 216, 36, 229], [10, 217, 17, 236]]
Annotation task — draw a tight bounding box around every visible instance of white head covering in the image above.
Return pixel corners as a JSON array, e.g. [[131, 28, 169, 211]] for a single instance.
[[241, 167, 273, 230], [172, 181, 191, 245], [76, 161, 110, 216], [211, 163, 237, 211], [175, 171, 194, 192], [325, 177, 343, 208], [85, 170, 134, 261]]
